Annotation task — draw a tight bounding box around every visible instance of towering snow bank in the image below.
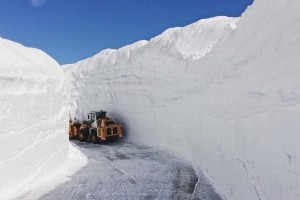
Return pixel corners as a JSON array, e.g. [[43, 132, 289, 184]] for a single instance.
[[0, 38, 69, 199], [66, 1, 300, 199], [64, 16, 238, 119], [187, 1, 300, 199]]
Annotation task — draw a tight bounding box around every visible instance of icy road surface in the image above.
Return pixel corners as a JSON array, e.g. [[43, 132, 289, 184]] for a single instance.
[[21, 141, 222, 200]]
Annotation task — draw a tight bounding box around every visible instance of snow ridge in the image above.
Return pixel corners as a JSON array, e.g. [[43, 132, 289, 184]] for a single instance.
[[64, 16, 238, 74]]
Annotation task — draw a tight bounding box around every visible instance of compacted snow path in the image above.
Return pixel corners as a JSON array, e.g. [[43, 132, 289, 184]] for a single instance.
[[19, 140, 221, 200]]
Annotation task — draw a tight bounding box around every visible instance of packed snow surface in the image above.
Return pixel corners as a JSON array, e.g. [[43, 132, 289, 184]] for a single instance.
[[65, 0, 300, 199], [19, 141, 221, 200], [0, 38, 69, 200]]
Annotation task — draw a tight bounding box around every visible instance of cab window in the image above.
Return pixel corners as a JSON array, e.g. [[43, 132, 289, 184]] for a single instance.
[[89, 113, 95, 123]]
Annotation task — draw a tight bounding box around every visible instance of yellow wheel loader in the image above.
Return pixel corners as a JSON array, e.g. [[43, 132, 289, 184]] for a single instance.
[[69, 110, 122, 143]]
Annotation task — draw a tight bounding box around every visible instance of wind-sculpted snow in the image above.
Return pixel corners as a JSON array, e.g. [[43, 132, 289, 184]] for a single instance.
[[0, 38, 69, 200], [66, 1, 300, 199], [148, 16, 238, 60]]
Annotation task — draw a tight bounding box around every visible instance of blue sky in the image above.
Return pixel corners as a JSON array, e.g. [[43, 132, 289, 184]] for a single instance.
[[0, 0, 253, 64]]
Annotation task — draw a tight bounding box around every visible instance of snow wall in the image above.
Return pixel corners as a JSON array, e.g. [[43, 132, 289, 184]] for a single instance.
[[65, 0, 300, 199], [0, 38, 69, 199]]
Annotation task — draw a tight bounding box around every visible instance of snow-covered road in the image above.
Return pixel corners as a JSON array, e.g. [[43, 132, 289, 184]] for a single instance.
[[19, 140, 222, 200]]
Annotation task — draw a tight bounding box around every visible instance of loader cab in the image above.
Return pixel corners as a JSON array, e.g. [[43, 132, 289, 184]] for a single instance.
[[88, 112, 97, 128], [88, 110, 107, 128]]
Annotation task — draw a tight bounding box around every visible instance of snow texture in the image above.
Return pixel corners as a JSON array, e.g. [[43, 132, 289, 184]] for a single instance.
[[19, 141, 221, 200], [0, 38, 69, 200], [17, 142, 88, 200], [65, 0, 300, 199]]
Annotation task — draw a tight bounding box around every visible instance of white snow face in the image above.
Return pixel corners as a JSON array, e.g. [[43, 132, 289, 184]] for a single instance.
[[65, 0, 300, 199], [188, 1, 300, 199], [0, 39, 69, 199]]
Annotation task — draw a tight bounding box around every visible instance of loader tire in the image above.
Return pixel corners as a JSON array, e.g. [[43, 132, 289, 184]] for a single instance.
[[78, 129, 89, 142], [91, 133, 99, 144]]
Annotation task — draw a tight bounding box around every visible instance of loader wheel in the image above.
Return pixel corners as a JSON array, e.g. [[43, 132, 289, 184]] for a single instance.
[[78, 129, 89, 142], [91, 133, 99, 144]]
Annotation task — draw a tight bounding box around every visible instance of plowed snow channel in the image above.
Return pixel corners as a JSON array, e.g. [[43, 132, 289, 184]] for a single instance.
[[19, 141, 221, 200]]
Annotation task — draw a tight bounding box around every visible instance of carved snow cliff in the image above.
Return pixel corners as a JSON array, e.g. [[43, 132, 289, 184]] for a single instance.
[[0, 38, 69, 200]]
